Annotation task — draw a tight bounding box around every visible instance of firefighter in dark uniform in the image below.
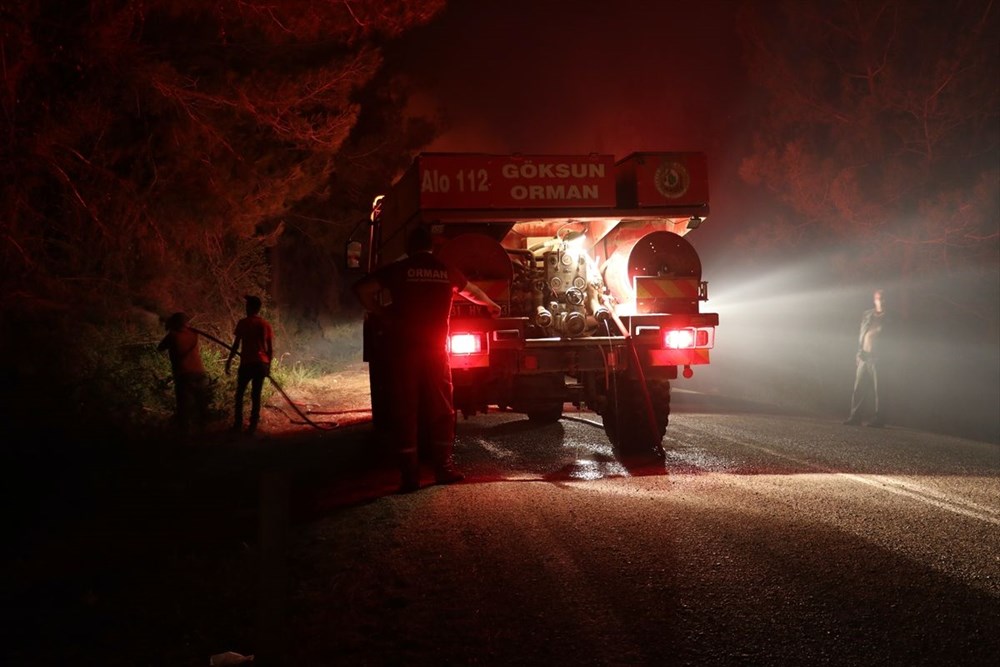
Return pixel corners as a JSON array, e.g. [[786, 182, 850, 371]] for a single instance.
[[354, 226, 502, 493], [844, 288, 887, 427]]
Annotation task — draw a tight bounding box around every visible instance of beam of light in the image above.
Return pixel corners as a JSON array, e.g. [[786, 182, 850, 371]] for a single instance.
[[689, 250, 999, 442]]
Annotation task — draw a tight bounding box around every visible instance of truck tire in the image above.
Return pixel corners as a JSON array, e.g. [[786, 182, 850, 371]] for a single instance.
[[526, 402, 564, 424], [602, 377, 670, 460]]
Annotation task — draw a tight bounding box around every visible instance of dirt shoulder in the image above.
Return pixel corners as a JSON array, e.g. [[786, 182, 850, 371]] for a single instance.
[[257, 361, 373, 436]]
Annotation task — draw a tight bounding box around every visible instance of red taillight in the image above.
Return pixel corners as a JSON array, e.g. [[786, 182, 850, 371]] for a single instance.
[[663, 327, 714, 349], [448, 333, 483, 355], [664, 328, 696, 349]]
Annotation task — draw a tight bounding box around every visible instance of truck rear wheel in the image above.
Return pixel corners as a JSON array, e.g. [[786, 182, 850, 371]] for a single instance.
[[602, 377, 670, 460]]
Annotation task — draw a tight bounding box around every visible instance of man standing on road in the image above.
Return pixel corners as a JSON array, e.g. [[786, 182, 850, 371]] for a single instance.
[[226, 295, 274, 435], [844, 288, 887, 427], [353, 226, 502, 493]]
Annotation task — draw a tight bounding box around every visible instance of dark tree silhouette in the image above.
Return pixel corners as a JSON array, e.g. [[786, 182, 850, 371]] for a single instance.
[[0, 0, 444, 433], [735, 0, 998, 317]]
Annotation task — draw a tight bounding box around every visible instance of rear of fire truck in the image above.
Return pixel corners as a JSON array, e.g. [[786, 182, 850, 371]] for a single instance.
[[360, 152, 718, 459]]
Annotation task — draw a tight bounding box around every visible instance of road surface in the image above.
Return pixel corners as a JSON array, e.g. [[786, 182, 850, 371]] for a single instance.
[[6, 392, 997, 666], [286, 393, 1000, 666]]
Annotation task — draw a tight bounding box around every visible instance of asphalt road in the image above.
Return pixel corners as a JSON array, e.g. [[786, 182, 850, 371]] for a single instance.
[[285, 392, 1000, 666], [5, 392, 997, 666]]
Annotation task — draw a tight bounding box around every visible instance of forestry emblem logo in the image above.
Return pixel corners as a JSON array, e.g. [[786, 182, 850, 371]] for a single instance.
[[654, 160, 690, 199]]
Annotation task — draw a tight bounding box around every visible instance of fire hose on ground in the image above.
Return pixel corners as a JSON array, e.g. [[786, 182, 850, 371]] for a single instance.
[[187, 327, 341, 432]]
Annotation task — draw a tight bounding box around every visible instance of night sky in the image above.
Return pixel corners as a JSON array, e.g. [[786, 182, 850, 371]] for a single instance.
[[389, 0, 742, 155]]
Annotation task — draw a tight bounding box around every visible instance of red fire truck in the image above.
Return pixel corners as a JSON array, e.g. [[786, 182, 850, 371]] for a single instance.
[[360, 152, 718, 459]]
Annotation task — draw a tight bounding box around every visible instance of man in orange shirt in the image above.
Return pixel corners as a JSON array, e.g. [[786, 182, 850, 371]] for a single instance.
[[226, 295, 274, 435], [157, 312, 210, 436]]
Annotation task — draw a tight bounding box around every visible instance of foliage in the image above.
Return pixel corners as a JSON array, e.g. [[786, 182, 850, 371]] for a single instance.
[[0, 0, 445, 439], [270, 354, 319, 388], [734, 0, 999, 308]]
